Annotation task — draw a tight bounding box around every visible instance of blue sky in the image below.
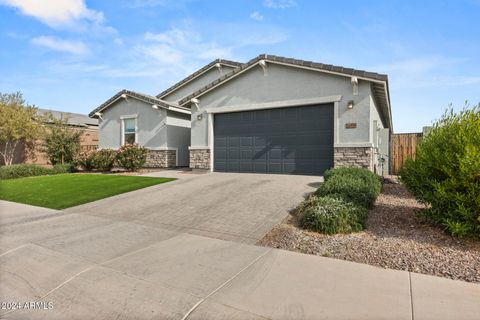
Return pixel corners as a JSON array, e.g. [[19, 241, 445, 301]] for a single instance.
[[0, 0, 479, 132]]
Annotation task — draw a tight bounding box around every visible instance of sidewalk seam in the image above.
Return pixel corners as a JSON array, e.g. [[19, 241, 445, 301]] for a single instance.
[[181, 248, 272, 320]]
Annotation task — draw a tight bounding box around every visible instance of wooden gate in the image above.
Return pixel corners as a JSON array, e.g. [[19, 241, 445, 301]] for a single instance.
[[390, 133, 422, 175]]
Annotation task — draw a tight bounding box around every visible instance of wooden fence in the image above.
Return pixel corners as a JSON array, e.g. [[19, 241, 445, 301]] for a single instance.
[[390, 133, 423, 175]]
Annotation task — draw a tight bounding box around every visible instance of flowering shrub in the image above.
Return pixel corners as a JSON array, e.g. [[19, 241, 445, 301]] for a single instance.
[[115, 144, 148, 171], [74, 150, 96, 171], [91, 149, 116, 172]]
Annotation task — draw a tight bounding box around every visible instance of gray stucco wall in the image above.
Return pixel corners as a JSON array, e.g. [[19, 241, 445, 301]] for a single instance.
[[190, 63, 379, 148], [99, 99, 191, 166], [166, 110, 191, 166], [370, 96, 388, 173], [99, 98, 168, 149], [162, 65, 237, 103]]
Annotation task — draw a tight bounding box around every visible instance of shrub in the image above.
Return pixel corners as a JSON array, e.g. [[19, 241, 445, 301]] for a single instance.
[[400, 105, 480, 237], [92, 149, 116, 171], [299, 196, 367, 234], [324, 167, 382, 195], [0, 164, 54, 179], [316, 173, 380, 208], [74, 150, 96, 171], [52, 163, 75, 173], [116, 144, 148, 171]]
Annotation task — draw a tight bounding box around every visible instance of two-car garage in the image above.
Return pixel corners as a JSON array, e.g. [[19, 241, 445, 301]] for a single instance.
[[213, 104, 334, 175]]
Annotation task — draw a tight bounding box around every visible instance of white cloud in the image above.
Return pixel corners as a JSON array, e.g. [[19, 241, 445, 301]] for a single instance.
[[263, 0, 297, 9], [31, 36, 90, 55], [250, 11, 264, 21], [0, 0, 104, 28], [140, 27, 232, 69]]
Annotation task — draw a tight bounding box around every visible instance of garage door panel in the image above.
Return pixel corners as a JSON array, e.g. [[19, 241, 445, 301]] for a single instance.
[[215, 149, 227, 160], [254, 136, 267, 147], [253, 149, 267, 160], [241, 137, 253, 146], [214, 104, 333, 175], [241, 149, 253, 160], [268, 148, 282, 160], [268, 163, 283, 173], [228, 137, 240, 147]]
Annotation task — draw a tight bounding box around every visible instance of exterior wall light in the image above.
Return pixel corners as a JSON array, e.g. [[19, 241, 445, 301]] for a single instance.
[[121, 93, 127, 99], [152, 104, 159, 110], [347, 100, 354, 109], [197, 114, 203, 121]]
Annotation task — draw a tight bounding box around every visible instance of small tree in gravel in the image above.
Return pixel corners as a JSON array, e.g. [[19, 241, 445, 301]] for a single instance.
[[0, 92, 42, 165], [400, 103, 480, 237]]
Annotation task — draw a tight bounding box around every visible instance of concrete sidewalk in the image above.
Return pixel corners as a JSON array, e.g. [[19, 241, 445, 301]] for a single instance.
[[1, 200, 479, 319]]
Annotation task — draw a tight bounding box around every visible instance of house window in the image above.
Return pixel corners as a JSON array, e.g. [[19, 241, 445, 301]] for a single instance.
[[123, 118, 136, 145]]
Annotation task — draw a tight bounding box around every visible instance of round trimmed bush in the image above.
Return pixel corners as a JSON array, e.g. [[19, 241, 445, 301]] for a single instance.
[[316, 173, 379, 209], [324, 167, 381, 195], [92, 149, 116, 172], [115, 144, 148, 171], [400, 105, 480, 237], [299, 196, 367, 234]]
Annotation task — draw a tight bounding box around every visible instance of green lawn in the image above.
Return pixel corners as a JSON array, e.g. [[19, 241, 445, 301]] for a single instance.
[[0, 174, 175, 209]]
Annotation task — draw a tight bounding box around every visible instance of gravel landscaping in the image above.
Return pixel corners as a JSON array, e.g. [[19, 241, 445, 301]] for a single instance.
[[258, 179, 480, 283]]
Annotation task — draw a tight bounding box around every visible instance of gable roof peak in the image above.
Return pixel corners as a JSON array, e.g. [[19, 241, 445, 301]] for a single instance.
[[155, 58, 242, 99]]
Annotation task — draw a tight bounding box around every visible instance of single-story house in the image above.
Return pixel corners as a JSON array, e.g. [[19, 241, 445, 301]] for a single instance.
[[0, 108, 99, 166], [91, 54, 392, 175], [89, 59, 240, 167]]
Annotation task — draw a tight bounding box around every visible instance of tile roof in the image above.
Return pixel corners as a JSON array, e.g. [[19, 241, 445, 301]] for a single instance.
[[37, 108, 98, 127], [179, 54, 388, 106], [177, 54, 392, 129], [89, 89, 190, 118], [155, 59, 242, 99]]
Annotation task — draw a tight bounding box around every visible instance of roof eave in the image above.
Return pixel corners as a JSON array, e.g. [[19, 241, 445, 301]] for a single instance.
[[155, 59, 242, 99], [89, 89, 191, 118]]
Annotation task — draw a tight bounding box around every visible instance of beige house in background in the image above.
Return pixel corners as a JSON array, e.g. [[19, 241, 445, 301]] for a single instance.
[[0, 109, 99, 166]]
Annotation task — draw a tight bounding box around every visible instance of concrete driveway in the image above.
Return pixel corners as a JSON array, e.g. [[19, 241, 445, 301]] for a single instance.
[[64, 171, 321, 244], [1, 172, 479, 319]]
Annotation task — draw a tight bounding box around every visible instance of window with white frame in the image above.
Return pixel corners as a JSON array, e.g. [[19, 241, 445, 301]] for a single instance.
[[123, 118, 136, 145]]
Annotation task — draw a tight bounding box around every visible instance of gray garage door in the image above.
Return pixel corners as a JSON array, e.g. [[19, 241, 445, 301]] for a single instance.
[[214, 104, 334, 175]]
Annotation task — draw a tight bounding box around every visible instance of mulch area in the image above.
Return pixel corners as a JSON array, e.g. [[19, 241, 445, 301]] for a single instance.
[[258, 180, 480, 283]]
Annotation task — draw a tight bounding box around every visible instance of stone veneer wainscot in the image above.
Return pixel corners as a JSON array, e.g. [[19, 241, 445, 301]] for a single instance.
[[334, 147, 375, 171], [189, 148, 210, 169], [145, 149, 176, 168]]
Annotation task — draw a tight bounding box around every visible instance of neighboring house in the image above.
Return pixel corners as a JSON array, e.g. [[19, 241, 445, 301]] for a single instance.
[[92, 54, 392, 175], [0, 108, 99, 166]]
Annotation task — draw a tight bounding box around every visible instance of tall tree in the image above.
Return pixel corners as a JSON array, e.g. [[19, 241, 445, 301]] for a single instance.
[[41, 113, 83, 165], [0, 92, 42, 166]]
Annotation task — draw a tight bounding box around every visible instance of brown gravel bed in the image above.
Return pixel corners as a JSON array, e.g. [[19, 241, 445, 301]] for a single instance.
[[258, 181, 480, 283]]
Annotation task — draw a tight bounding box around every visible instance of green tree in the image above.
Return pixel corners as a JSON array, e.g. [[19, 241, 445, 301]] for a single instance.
[[42, 113, 83, 165], [0, 92, 42, 166]]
